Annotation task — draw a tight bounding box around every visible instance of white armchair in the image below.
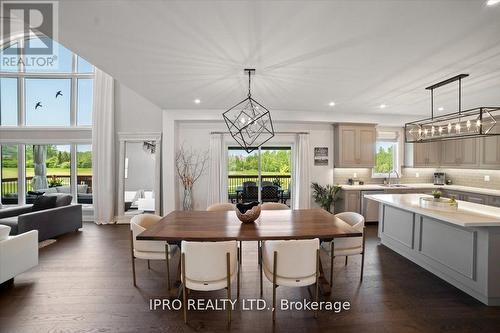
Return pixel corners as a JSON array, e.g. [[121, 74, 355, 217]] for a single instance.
[[130, 214, 178, 289], [0, 225, 38, 285], [323, 212, 366, 288], [261, 238, 320, 321], [181, 241, 239, 326]]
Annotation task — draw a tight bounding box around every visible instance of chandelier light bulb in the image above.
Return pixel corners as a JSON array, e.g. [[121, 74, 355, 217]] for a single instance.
[[240, 117, 246, 124], [424, 128, 428, 136], [466, 120, 471, 130], [476, 119, 481, 127], [447, 123, 452, 132], [418, 128, 422, 136], [455, 123, 461, 132], [438, 126, 443, 134], [431, 126, 435, 135]]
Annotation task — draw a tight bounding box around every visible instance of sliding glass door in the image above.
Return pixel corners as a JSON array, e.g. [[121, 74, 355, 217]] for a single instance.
[[227, 146, 292, 206]]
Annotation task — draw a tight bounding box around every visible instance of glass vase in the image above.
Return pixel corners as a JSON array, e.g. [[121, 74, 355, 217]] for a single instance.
[[183, 186, 193, 211]]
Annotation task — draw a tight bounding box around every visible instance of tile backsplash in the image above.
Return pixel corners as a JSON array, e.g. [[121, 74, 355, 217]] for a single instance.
[[443, 169, 500, 189], [333, 167, 500, 190]]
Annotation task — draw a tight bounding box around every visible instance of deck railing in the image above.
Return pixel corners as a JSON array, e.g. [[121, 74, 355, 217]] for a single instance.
[[1, 175, 93, 196], [227, 174, 291, 194]]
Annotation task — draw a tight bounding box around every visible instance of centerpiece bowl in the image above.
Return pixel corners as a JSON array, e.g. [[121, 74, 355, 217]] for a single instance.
[[419, 197, 458, 212], [235, 202, 261, 223]]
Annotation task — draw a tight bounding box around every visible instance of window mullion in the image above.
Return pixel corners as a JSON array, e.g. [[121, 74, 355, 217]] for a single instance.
[[70, 143, 78, 203], [70, 53, 77, 126], [18, 144, 26, 205]]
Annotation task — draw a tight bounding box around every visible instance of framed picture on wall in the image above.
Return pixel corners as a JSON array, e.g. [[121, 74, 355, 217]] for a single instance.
[[314, 147, 328, 166]]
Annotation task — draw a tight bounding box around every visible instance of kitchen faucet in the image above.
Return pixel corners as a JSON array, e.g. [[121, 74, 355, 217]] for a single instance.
[[387, 169, 400, 186]]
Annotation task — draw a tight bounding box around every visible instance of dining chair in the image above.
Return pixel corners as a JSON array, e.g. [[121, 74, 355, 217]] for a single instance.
[[261, 181, 274, 186], [323, 212, 365, 290], [261, 239, 320, 322], [261, 185, 280, 203], [261, 202, 289, 210], [206, 203, 243, 267], [207, 203, 235, 211], [130, 214, 178, 289], [242, 185, 259, 203], [181, 240, 239, 327]]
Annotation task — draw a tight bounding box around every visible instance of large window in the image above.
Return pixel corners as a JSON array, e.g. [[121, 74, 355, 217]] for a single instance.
[[373, 130, 400, 178], [227, 146, 292, 206], [0, 37, 95, 206], [1, 145, 18, 205]]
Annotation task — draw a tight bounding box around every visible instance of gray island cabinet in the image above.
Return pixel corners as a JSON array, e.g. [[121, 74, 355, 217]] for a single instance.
[[365, 193, 500, 306]]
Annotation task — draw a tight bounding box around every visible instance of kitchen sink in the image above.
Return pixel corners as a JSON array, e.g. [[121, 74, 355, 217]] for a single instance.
[[380, 184, 408, 188]]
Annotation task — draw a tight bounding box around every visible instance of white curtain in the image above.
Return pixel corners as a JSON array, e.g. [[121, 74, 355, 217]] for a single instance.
[[293, 133, 311, 209], [92, 69, 115, 224], [207, 133, 226, 207]]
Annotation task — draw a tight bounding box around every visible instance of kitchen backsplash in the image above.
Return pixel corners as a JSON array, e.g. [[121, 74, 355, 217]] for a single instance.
[[333, 167, 500, 189], [442, 169, 500, 189]]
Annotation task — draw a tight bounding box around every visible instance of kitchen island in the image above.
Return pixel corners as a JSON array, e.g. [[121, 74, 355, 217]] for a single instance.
[[365, 193, 500, 306]]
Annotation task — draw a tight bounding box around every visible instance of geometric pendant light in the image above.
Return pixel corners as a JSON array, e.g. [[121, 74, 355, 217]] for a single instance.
[[405, 74, 500, 143], [223, 69, 274, 153]]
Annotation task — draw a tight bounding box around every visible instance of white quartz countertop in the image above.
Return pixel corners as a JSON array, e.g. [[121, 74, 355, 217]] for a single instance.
[[365, 193, 500, 227], [340, 183, 500, 197]]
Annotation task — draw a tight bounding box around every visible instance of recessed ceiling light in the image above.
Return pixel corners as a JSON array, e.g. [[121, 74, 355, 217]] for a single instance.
[[379, 104, 387, 109], [328, 101, 336, 107], [194, 99, 201, 104], [487, 0, 500, 6], [438, 107, 444, 111]]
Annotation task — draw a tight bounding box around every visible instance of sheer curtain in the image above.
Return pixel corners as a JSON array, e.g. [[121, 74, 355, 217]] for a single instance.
[[293, 133, 311, 209], [207, 133, 227, 207], [92, 68, 115, 224]]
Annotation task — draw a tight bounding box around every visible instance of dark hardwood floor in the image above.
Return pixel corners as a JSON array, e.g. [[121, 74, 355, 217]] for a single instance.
[[1, 223, 499, 333]]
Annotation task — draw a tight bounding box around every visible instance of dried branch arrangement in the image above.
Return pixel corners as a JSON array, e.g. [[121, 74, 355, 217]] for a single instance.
[[175, 145, 209, 189]]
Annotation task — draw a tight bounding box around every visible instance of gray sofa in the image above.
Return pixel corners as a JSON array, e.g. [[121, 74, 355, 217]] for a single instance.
[[0, 194, 82, 242]]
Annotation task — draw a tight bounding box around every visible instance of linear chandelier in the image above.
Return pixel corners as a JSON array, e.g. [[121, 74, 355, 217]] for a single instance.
[[405, 74, 500, 143], [223, 69, 274, 153]]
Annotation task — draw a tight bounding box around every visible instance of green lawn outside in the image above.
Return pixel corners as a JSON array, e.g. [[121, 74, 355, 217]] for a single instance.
[[2, 168, 92, 178]]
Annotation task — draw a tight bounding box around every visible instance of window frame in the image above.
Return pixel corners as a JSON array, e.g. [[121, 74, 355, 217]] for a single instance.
[[0, 37, 94, 206], [0, 38, 94, 128]]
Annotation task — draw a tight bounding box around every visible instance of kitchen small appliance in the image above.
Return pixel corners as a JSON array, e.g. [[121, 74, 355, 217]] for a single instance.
[[434, 172, 446, 185]]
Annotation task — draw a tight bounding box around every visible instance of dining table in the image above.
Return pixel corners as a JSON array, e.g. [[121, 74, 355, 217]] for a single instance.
[[137, 208, 362, 296]]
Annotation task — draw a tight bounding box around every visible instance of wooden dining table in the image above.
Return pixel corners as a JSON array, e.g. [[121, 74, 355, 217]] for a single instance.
[[137, 208, 362, 295]]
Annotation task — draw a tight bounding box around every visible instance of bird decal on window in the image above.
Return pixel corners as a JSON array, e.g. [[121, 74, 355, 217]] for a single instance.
[[35, 102, 42, 109], [55, 90, 63, 98]]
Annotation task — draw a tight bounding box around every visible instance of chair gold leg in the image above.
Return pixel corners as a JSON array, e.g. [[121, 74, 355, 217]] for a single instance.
[[272, 250, 277, 323], [345, 256, 348, 266], [226, 252, 232, 327], [259, 241, 263, 298], [130, 231, 136, 287], [315, 249, 320, 319], [330, 240, 334, 294], [361, 226, 366, 282], [239, 241, 243, 267], [181, 253, 187, 324], [237, 255, 240, 300], [147, 259, 151, 270], [165, 244, 171, 291]]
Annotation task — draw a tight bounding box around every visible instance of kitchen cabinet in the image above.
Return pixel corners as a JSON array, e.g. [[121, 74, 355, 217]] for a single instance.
[[336, 190, 361, 214], [334, 124, 376, 168], [480, 137, 500, 169], [487, 196, 500, 208], [413, 142, 441, 167], [441, 138, 479, 167], [464, 193, 488, 205]]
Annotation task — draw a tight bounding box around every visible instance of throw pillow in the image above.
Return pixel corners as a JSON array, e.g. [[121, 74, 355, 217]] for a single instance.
[[45, 193, 73, 207], [32, 195, 57, 212]]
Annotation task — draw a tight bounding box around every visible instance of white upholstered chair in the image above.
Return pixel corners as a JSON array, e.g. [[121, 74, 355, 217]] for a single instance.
[[261, 202, 289, 210], [207, 203, 235, 211], [206, 203, 243, 266], [0, 226, 38, 285], [261, 238, 320, 321], [130, 214, 178, 288], [323, 212, 365, 288], [181, 241, 239, 326]]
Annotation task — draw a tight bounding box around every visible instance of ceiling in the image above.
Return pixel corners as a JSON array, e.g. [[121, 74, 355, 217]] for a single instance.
[[55, 0, 500, 118]]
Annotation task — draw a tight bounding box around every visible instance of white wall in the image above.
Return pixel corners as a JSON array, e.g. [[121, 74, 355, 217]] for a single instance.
[[172, 120, 334, 211]]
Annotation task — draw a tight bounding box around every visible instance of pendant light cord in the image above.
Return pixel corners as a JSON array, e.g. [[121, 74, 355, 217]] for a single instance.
[[248, 70, 252, 97]]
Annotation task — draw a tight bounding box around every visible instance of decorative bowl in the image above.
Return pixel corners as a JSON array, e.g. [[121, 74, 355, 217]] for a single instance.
[[235, 202, 261, 223], [419, 197, 458, 212]]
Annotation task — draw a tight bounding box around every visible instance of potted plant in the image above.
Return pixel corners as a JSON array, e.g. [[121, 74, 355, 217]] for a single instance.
[[311, 182, 342, 213], [432, 190, 442, 200]]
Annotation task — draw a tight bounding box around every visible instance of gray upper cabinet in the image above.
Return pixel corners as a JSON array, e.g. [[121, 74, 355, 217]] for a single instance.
[[480, 136, 500, 169], [440, 138, 479, 168], [413, 142, 441, 167], [334, 124, 376, 168]]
